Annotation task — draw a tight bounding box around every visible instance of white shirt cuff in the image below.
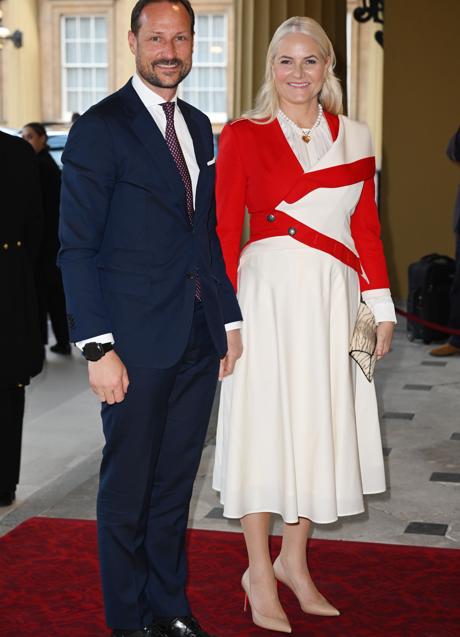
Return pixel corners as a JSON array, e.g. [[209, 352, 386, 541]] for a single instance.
[[75, 333, 115, 352], [225, 321, 242, 332], [362, 289, 397, 324]]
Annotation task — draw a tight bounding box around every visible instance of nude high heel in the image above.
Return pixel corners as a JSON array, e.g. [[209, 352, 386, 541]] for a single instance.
[[241, 569, 292, 633], [273, 555, 340, 617]]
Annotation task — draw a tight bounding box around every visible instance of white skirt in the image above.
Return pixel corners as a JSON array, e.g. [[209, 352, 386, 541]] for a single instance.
[[212, 238, 386, 524]]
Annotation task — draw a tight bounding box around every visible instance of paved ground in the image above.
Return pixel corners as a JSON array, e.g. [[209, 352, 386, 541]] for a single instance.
[[1, 321, 459, 549]]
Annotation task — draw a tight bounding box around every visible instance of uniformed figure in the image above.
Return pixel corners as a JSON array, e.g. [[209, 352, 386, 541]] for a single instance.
[[0, 132, 44, 506], [430, 126, 460, 357], [22, 122, 71, 355]]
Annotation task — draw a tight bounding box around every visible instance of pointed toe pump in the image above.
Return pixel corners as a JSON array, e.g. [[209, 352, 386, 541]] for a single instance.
[[241, 569, 292, 633], [273, 556, 340, 617]]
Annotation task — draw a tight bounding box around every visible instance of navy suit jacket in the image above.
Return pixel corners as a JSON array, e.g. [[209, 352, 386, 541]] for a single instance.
[[58, 80, 242, 368]]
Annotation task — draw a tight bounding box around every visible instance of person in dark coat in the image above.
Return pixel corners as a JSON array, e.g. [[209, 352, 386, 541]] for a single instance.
[[0, 132, 44, 506], [22, 122, 71, 355], [431, 126, 460, 356]]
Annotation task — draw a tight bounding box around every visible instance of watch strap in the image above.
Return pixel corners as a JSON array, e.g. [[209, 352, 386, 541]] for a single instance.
[[99, 342, 114, 354]]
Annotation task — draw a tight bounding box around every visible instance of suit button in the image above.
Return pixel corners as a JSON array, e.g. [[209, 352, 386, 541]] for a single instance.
[[2, 243, 8, 250], [266, 214, 276, 222], [186, 272, 195, 280], [288, 227, 297, 236], [16, 241, 22, 247]]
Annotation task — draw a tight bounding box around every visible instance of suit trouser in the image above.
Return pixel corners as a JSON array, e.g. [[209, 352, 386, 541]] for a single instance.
[[97, 302, 220, 630], [449, 234, 460, 348], [0, 386, 25, 492]]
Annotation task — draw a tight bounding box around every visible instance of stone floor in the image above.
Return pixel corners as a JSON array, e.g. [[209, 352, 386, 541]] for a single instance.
[[1, 320, 460, 549]]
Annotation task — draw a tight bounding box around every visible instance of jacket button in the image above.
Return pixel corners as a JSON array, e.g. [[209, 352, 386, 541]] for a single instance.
[[266, 214, 276, 222], [2, 243, 8, 250], [16, 241, 22, 247], [186, 272, 195, 280], [288, 227, 297, 236]]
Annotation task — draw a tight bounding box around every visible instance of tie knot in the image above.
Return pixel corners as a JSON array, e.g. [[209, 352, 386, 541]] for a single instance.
[[161, 101, 175, 121]]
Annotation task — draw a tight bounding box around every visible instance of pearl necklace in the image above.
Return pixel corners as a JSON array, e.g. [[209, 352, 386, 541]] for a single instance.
[[278, 104, 324, 143]]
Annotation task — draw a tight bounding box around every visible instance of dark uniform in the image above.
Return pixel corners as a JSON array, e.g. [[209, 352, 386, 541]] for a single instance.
[[431, 127, 460, 356], [35, 148, 70, 351], [447, 128, 460, 349], [0, 132, 44, 505]]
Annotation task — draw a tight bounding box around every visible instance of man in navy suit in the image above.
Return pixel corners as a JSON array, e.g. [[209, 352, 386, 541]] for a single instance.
[[58, 2, 242, 635]]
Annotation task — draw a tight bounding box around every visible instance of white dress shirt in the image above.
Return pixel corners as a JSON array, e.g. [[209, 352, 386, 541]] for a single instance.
[[77, 74, 240, 352]]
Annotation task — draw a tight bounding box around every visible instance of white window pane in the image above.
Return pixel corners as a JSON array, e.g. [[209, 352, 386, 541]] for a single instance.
[[95, 17, 107, 39], [95, 42, 107, 63], [81, 91, 94, 112], [66, 68, 79, 89], [67, 91, 79, 112], [210, 42, 225, 63], [182, 73, 194, 89], [196, 15, 209, 37], [198, 92, 210, 111], [65, 17, 77, 39], [198, 67, 210, 86], [183, 90, 199, 106], [96, 68, 107, 89], [212, 67, 226, 88], [95, 91, 107, 102], [213, 90, 226, 112], [80, 17, 91, 39], [196, 43, 211, 63], [81, 43, 92, 63], [65, 43, 78, 63], [212, 15, 225, 38], [81, 68, 93, 87]]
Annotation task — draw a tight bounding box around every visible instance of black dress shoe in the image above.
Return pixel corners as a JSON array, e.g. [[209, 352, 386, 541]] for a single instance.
[[50, 343, 72, 355], [0, 490, 16, 507], [157, 616, 218, 637]]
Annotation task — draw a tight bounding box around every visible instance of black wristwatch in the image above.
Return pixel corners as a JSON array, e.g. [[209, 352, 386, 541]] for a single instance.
[[82, 342, 114, 362]]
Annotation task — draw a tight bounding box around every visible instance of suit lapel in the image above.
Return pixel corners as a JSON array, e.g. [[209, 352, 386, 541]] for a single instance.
[[177, 99, 211, 213], [120, 82, 186, 207], [177, 99, 207, 168]]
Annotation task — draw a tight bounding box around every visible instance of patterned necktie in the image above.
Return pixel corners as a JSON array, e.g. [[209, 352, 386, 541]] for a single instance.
[[161, 101, 202, 300]]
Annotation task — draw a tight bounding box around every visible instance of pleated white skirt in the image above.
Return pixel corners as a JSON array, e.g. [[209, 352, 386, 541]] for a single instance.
[[212, 238, 386, 524]]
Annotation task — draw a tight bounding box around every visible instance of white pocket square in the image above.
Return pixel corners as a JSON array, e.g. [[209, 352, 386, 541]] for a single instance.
[[207, 157, 216, 166]]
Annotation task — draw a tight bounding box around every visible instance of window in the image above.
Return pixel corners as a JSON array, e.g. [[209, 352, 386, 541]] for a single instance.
[[61, 15, 109, 119], [181, 13, 228, 124]]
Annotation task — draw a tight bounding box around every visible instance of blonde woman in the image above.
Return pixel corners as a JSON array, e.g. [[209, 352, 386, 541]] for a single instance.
[[212, 16, 395, 633]]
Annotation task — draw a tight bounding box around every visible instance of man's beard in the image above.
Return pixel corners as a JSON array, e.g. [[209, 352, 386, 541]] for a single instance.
[[137, 56, 192, 89]]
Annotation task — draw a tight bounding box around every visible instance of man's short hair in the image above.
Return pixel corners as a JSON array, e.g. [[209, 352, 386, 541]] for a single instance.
[[131, 0, 195, 35]]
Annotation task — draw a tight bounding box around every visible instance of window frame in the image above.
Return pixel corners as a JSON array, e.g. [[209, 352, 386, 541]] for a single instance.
[[60, 14, 109, 120], [39, 0, 115, 125], [179, 12, 229, 124], [177, 2, 234, 131]]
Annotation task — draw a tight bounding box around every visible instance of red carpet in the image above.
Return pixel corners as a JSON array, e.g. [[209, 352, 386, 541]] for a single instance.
[[1, 518, 459, 637]]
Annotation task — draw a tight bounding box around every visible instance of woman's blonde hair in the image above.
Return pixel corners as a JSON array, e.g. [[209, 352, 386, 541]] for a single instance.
[[244, 16, 343, 122]]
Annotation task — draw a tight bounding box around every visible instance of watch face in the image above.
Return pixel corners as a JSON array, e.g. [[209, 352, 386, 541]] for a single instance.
[[83, 342, 104, 361]]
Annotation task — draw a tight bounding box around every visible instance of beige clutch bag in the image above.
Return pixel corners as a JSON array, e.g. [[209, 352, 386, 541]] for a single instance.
[[349, 301, 377, 382]]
